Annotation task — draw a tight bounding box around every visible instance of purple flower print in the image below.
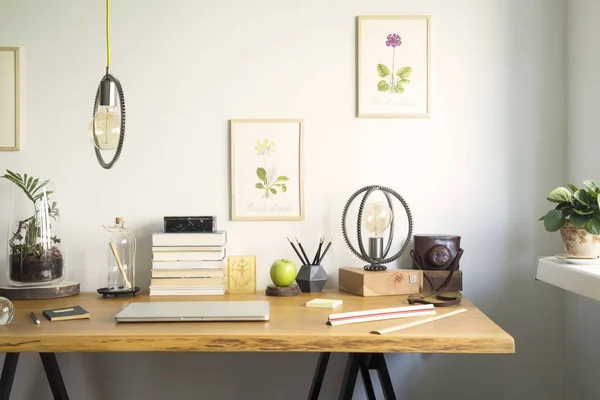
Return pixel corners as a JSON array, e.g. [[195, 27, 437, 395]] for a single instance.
[[385, 33, 402, 47], [376, 33, 412, 94]]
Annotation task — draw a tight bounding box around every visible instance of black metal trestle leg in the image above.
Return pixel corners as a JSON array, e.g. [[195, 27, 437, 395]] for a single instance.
[[0, 353, 19, 400], [39, 353, 70, 400], [0, 353, 69, 400], [308, 352, 396, 400], [308, 352, 331, 400]]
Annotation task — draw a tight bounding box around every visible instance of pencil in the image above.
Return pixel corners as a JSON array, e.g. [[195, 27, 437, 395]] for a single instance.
[[312, 237, 324, 265], [318, 238, 334, 264], [287, 237, 306, 265], [371, 308, 468, 335], [296, 238, 311, 266]]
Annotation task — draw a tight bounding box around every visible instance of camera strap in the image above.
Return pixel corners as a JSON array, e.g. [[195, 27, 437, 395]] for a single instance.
[[407, 248, 464, 307]]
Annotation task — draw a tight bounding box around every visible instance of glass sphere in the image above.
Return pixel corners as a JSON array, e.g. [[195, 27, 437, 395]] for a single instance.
[[0, 297, 15, 325], [362, 201, 392, 237], [89, 106, 121, 150]]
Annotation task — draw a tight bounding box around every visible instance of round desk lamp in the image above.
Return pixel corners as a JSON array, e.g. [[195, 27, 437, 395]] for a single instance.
[[342, 185, 414, 271], [89, 0, 126, 169]]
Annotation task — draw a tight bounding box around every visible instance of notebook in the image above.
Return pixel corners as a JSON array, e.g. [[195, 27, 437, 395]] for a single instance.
[[43, 305, 90, 321], [114, 301, 270, 323]]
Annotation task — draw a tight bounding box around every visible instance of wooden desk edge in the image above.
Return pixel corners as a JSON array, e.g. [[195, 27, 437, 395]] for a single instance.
[[0, 335, 515, 354]]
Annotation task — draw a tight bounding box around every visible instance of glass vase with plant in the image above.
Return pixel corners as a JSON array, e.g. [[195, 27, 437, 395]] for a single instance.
[[2, 170, 64, 286]]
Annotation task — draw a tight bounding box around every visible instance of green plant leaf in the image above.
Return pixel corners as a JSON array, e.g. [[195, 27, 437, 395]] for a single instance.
[[572, 208, 594, 215], [396, 66, 412, 78], [546, 187, 572, 203], [377, 64, 390, 78], [584, 180, 599, 199], [276, 176, 289, 183], [567, 184, 579, 193], [571, 213, 592, 227], [573, 189, 591, 206], [255, 183, 264, 189], [585, 215, 600, 235], [398, 79, 410, 84], [544, 210, 566, 232], [377, 80, 390, 92], [256, 167, 267, 184], [282, 184, 287, 192], [393, 83, 405, 94], [270, 188, 277, 195], [555, 203, 571, 210]]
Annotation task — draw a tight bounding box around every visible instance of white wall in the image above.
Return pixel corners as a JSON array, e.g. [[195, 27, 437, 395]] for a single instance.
[[0, 1, 567, 399], [565, 0, 600, 399]]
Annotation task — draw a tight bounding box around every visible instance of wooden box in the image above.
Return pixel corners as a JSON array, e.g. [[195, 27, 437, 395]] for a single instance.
[[422, 270, 463, 292], [338, 267, 422, 297]]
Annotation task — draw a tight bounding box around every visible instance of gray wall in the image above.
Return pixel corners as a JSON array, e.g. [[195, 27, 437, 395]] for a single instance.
[[0, 0, 567, 398], [565, 0, 600, 399]]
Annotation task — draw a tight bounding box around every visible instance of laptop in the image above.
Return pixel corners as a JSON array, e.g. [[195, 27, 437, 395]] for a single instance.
[[114, 301, 270, 323]]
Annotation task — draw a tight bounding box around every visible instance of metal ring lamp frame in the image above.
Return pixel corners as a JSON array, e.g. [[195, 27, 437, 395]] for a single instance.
[[92, 74, 126, 169], [342, 185, 414, 268]]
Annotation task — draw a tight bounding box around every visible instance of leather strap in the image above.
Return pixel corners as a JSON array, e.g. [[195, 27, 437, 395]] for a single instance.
[[408, 248, 463, 307]]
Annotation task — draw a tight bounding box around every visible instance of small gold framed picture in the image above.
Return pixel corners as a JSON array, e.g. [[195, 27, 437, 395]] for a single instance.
[[227, 255, 256, 294]]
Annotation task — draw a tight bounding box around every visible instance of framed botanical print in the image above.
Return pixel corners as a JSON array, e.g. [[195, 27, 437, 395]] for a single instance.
[[0, 47, 20, 150], [230, 119, 304, 221], [357, 16, 430, 118]]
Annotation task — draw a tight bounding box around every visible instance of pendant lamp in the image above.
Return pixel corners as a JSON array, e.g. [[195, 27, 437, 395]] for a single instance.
[[89, 0, 126, 169]]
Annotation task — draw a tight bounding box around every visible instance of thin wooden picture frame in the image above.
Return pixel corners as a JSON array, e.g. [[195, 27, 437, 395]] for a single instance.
[[357, 15, 430, 118], [230, 119, 305, 221], [0, 47, 20, 150]]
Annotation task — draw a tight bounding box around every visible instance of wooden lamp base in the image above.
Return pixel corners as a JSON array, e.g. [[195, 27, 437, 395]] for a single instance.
[[265, 284, 300, 297]]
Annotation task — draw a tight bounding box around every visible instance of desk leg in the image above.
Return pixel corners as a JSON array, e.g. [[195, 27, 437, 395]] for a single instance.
[[372, 353, 396, 400], [359, 354, 376, 400], [308, 352, 330, 400], [338, 353, 360, 400], [39, 353, 70, 400], [0, 353, 19, 400]]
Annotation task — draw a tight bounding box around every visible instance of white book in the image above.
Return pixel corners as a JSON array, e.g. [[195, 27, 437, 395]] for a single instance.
[[149, 288, 225, 296], [327, 304, 436, 326], [152, 248, 226, 261], [152, 231, 227, 247], [152, 260, 224, 270], [152, 269, 223, 278]]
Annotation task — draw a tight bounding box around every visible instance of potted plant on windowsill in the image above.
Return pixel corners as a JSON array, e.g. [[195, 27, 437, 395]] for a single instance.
[[1, 170, 64, 286], [540, 180, 600, 258]]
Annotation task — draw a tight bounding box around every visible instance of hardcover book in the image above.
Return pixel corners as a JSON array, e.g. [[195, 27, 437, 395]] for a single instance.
[[164, 216, 216, 233], [152, 231, 227, 247]]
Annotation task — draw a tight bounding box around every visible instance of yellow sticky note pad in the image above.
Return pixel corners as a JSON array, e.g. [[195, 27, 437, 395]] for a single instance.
[[306, 299, 343, 309]]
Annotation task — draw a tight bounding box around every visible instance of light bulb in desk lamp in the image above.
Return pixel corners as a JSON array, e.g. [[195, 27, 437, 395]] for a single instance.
[[362, 201, 392, 261]]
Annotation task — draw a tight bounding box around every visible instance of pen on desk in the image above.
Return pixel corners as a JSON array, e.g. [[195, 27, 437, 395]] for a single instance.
[[30, 312, 40, 325], [295, 237, 311, 266]]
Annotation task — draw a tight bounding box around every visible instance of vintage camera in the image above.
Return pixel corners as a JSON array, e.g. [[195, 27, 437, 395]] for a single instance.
[[412, 235, 461, 270]]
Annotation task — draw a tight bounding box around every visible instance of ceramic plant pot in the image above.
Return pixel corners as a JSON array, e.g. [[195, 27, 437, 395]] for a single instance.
[[560, 221, 600, 258]]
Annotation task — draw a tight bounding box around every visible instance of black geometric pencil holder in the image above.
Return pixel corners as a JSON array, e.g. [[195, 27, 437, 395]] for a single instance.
[[296, 264, 328, 293]]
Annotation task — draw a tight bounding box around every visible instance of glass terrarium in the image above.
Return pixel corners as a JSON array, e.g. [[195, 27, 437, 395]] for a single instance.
[[98, 217, 139, 297], [4, 171, 64, 286]]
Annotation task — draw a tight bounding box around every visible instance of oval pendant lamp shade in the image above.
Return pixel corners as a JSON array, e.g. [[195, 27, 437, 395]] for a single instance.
[[89, 0, 126, 169]]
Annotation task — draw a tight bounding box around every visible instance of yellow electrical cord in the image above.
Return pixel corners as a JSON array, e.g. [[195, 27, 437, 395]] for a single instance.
[[106, 0, 111, 67]]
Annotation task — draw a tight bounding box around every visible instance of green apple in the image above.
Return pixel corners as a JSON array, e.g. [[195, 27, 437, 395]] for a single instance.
[[270, 259, 297, 287]]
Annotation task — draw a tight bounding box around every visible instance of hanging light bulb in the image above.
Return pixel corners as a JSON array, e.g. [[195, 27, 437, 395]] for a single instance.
[[90, 0, 126, 168], [89, 79, 121, 150]]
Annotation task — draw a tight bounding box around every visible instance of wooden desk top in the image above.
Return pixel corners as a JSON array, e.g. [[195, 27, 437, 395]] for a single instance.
[[0, 292, 515, 354]]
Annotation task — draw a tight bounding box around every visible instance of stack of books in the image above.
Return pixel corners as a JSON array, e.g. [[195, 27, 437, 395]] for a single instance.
[[150, 230, 227, 296]]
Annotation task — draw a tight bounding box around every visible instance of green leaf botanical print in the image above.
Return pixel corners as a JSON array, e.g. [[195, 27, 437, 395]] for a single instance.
[[256, 167, 267, 184], [377, 64, 390, 78], [254, 139, 290, 199], [376, 34, 412, 95], [377, 80, 390, 92]]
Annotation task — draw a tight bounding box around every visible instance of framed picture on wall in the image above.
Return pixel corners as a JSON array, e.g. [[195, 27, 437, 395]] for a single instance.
[[230, 119, 304, 221], [357, 16, 430, 118], [0, 47, 20, 150]]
